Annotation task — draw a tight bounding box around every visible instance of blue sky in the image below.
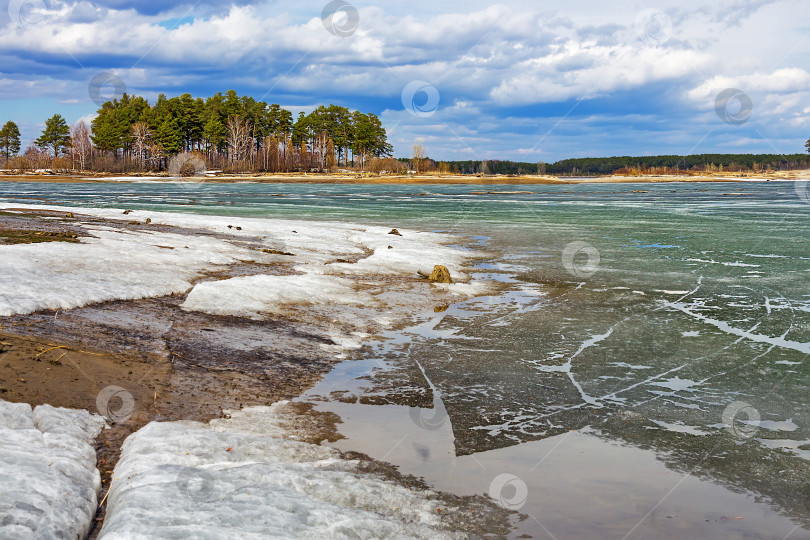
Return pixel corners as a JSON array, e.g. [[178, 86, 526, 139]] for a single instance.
[[0, 0, 808, 161]]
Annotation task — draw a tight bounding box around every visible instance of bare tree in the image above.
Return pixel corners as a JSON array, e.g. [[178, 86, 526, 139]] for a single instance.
[[70, 121, 92, 171], [226, 116, 253, 165], [412, 143, 426, 173], [131, 123, 152, 169]]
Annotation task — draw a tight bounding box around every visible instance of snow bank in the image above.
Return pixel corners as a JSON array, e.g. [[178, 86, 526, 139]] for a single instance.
[[0, 204, 485, 321], [0, 226, 263, 316], [99, 402, 460, 539], [182, 273, 372, 318], [0, 399, 106, 539]]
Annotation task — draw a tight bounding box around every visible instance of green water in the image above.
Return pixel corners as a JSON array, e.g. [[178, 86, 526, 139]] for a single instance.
[[2, 180, 809, 537]]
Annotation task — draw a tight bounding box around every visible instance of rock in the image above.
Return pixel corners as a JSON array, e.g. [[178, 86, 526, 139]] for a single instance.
[[259, 248, 295, 256], [145, 218, 151, 224], [388, 229, 402, 236], [388, 245, 393, 249], [420, 265, 452, 284], [123, 210, 131, 215], [65, 212, 74, 219]]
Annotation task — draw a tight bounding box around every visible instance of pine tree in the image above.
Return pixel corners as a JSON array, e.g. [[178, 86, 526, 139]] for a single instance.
[[0, 121, 21, 162], [154, 117, 183, 155], [35, 115, 71, 156], [805, 138, 810, 154], [203, 117, 226, 156]]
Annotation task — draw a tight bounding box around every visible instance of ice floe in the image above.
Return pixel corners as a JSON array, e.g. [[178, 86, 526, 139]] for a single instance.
[[0, 399, 106, 539], [99, 402, 462, 539]]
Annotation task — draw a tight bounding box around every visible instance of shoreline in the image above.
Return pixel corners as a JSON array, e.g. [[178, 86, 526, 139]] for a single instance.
[[1, 169, 808, 185], [0, 205, 502, 537]]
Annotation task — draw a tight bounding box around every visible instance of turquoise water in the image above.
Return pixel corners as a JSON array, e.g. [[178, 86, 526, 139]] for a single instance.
[[2, 180, 809, 537]]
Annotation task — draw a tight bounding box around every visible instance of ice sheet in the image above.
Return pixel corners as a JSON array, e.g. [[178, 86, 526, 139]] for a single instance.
[[0, 399, 106, 539], [0, 204, 483, 321], [99, 402, 461, 539]]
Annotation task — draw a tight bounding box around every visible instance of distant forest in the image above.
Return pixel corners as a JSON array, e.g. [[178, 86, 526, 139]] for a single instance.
[[415, 153, 810, 176]]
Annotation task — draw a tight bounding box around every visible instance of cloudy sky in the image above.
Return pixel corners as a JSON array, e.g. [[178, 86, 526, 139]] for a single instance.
[[1, 0, 808, 161]]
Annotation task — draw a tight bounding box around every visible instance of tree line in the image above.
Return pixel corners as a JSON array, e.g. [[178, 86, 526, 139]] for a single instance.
[[0, 90, 392, 173], [2, 105, 809, 176], [403, 152, 810, 176]]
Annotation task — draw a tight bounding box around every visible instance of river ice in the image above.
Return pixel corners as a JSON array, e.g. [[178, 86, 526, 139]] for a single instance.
[[0, 399, 106, 539], [98, 402, 461, 539]]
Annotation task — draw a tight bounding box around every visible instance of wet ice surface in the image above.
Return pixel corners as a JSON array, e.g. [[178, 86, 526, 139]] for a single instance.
[[2, 182, 809, 538], [0, 400, 106, 540], [98, 402, 492, 539], [300, 224, 810, 538]]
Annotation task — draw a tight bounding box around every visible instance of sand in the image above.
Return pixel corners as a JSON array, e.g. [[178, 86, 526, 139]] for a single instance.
[[1, 169, 807, 185]]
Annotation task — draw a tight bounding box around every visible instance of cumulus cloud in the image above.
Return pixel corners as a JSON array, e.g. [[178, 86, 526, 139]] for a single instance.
[[0, 0, 807, 159]]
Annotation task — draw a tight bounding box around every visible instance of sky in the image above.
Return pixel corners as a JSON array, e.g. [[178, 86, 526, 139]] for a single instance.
[[0, 0, 808, 162]]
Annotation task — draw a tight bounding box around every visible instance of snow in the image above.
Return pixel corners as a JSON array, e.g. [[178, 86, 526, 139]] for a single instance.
[[0, 204, 485, 321], [0, 399, 106, 540], [0, 226, 264, 316], [182, 273, 372, 318], [99, 402, 461, 539]]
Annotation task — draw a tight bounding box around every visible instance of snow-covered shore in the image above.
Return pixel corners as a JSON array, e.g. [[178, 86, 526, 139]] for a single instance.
[[0, 204, 485, 326], [0, 206, 499, 537]]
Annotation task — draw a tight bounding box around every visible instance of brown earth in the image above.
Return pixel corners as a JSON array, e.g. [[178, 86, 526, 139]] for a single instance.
[[3, 169, 807, 185]]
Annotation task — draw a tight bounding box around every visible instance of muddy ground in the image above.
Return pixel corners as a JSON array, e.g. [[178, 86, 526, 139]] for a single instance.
[[0, 210, 364, 536], [0, 293, 348, 537], [0, 208, 518, 538]]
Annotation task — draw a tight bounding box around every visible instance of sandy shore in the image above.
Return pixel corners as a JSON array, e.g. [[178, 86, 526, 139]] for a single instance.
[[1, 169, 807, 185]]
